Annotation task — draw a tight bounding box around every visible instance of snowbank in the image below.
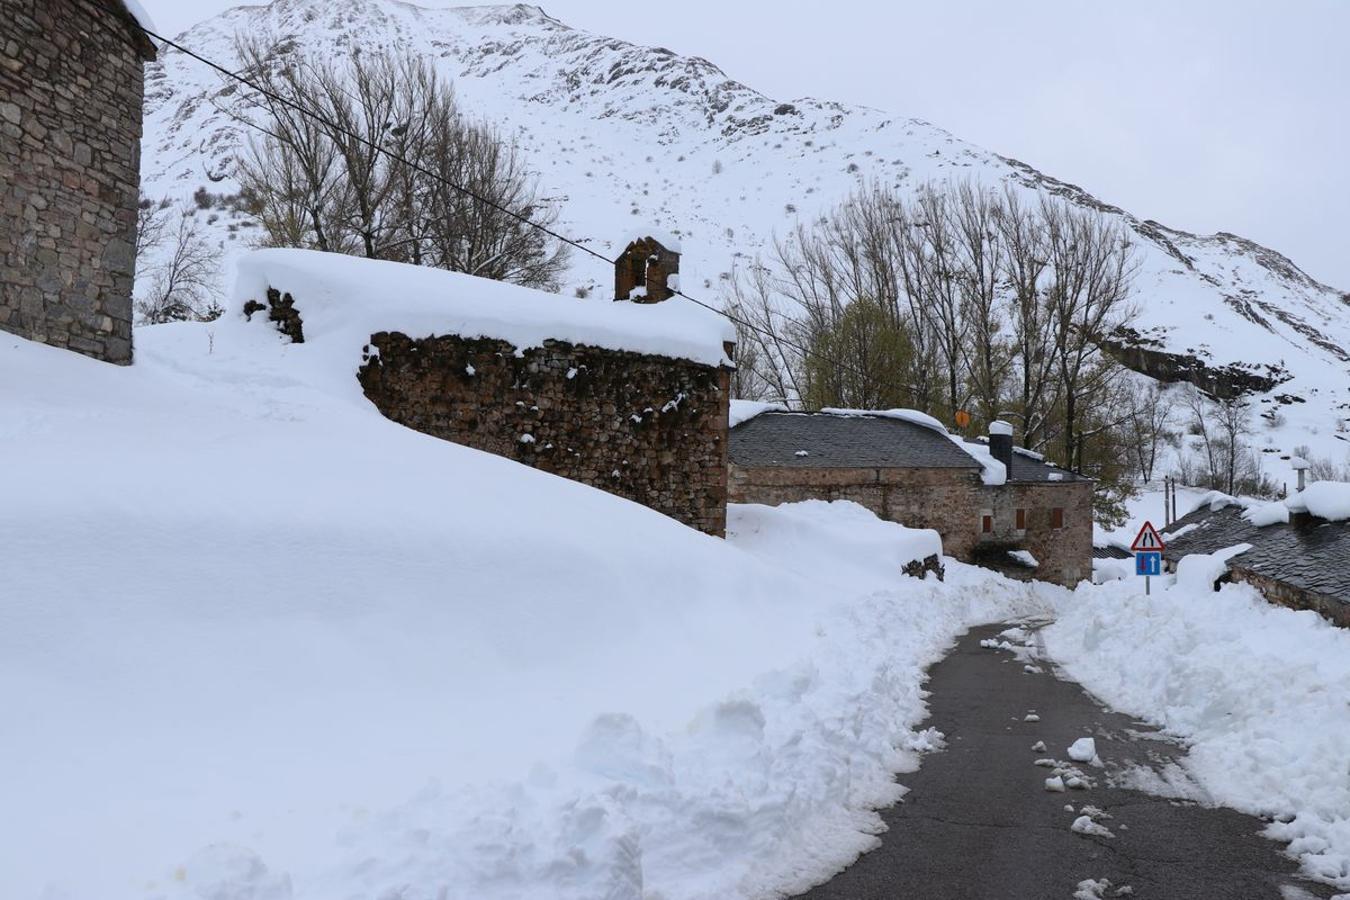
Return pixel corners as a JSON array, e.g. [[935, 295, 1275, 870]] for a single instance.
[[1045, 577, 1350, 891], [233, 248, 734, 368], [0, 321, 1046, 900], [730, 398, 788, 427], [1174, 543, 1252, 592], [1287, 481, 1350, 522]]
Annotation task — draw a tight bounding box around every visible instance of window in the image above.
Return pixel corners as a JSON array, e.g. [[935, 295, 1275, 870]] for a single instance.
[[981, 514, 993, 534], [1051, 507, 1065, 530], [1015, 508, 1027, 531]]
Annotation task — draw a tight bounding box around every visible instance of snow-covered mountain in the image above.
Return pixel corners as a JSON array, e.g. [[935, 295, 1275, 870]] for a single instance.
[[139, 0, 1350, 484]]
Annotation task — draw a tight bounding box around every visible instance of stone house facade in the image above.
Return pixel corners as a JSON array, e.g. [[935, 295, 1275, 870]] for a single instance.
[[1163, 500, 1349, 627], [728, 411, 1094, 586], [1, 0, 155, 364]]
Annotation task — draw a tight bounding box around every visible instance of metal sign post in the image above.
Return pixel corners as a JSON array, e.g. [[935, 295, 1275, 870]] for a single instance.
[[1132, 521, 1166, 596]]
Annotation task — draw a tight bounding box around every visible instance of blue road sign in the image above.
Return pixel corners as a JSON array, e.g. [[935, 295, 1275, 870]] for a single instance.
[[1135, 551, 1162, 577]]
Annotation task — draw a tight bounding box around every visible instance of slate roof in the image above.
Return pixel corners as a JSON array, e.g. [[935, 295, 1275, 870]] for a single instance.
[[728, 412, 1086, 483], [964, 440, 1090, 484], [1163, 502, 1350, 604], [730, 412, 979, 469]]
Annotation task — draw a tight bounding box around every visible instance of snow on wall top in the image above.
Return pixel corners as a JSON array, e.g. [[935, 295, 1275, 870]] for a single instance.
[[233, 250, 734, 367]]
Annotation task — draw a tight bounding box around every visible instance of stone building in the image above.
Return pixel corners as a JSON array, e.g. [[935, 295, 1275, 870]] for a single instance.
[[728, 409, 1094, 586], [615, 234, 680, 304], [238, 246, 735, 536], [1162, 498, 1349, 627], [1, 0, 156, 364]]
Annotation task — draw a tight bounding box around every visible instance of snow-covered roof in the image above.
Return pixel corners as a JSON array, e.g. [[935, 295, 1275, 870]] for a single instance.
[[232, 249, 734, 368], [729, 410, 981, 471], [120, 0, 157, 34], [730, 406, 1100, 487], [730, 400, 786, 428], [1164, 493, 1350, 603]]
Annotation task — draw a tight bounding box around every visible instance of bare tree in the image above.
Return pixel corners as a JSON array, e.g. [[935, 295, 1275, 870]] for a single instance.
[[1040, 196, 1139, 471], [1125, 382, 1177, 482], [135, 210, 223, 324], [950, 181, 1007, 422], [996, 187, 1058, 451], [233, 39, 568, 289], [725, 262, 807, 404], [1183, 387, 1259, 495], [135, 194, 173, 261]]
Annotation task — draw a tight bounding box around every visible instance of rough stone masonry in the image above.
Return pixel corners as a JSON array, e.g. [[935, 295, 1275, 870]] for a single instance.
[[357, 329, 732, 536], [0, 0, 155, 364]]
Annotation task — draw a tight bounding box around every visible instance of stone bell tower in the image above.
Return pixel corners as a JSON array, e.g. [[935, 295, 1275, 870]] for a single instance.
[[615, 234, 681, 304]]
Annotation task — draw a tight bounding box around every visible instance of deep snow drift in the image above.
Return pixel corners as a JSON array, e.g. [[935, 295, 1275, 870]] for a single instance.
[[0, 314, 1045, 900]]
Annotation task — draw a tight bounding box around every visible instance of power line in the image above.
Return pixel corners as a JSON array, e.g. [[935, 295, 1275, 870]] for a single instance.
[[93, 0, 881, 391]]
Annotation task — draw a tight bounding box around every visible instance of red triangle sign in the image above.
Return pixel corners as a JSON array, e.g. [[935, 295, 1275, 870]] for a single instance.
[[1131, 521, 1166, 552]]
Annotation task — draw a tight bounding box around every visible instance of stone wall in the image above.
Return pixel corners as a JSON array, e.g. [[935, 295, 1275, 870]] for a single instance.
[[0, 0, 152, 364], [1230, 567, 1350, 628], [615, 237, 679, 303], [358, 331, 731, 536], [979, 481, 1095, 587], [728, 463, 1093, 586]]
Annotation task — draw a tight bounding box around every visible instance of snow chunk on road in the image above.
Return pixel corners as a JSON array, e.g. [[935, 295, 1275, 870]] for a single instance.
[[1067, 737, 1098, 764], [1046, 776, 1067, 792], [1072, 815, 1115, 838]]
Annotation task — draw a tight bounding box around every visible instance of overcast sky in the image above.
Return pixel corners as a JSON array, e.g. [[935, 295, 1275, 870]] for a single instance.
[[145, 0, 1350, 289]]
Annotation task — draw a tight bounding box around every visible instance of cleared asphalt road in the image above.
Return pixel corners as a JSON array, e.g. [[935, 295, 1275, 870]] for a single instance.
[[795, 623, 1335, 900]]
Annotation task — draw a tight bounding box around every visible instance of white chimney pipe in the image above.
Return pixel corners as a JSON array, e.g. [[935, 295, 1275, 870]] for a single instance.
[[1291, 457, 1310, 493]]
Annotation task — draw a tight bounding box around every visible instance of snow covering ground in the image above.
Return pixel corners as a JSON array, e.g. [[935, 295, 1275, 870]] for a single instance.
[[6, 275, 1349, 897], [0, 314, 1047, 900], [1046, 576, 1350, 892]]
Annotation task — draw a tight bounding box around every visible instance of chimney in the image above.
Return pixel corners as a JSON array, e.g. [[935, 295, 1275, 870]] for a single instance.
[[1291, 456, 1310, 493], [989, 420, 1015, 478], [615, 235, 680, 304]]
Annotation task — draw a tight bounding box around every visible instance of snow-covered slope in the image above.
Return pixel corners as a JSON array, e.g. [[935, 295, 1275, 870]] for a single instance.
[[139, 0, 1350, 485], [0, 311, 1041, 899]]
